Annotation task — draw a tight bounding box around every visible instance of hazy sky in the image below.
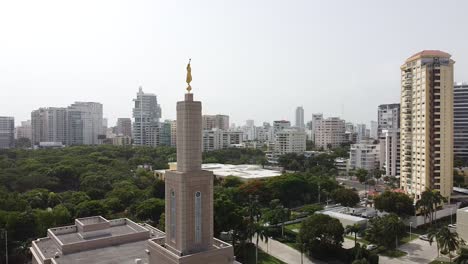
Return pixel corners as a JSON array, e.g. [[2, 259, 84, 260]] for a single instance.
[[1, 0, 468, 127]]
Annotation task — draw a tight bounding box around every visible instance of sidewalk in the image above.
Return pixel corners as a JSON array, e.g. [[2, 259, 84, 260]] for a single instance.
[[255, 236, 326, 264]]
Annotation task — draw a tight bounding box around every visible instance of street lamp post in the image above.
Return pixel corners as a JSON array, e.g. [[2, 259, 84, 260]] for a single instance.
[[301, 243, 305, 264], [450, 207, 454, 225], [409, 222, 412, 241], [1, 229, 7, 264], [318, 183, 321, 204]]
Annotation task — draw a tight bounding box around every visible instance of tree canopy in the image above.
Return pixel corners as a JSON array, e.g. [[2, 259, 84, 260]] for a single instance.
[[374, 190, 415, 217]]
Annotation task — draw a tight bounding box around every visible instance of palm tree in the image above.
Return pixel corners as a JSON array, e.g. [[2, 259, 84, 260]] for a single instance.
[[437, 226, 466, 263], [431, 190, 447, 224], [416, 191, 433, 225], [346, 224, 362, 247], [428, 227, 441, 258], [417, 189, 448, 226], [384, 214, 405, 249], [250, 222, 269, 264]]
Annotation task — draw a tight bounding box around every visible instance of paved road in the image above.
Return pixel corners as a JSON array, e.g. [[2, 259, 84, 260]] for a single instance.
[[257, 235, 437, 264], [380, 238, 438, 264], [341, 237, 439, 264], [255, 236, 327, 264]]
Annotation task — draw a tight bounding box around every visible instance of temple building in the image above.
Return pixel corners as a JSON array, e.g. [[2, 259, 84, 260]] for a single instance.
[[31, 62, 238, 264]]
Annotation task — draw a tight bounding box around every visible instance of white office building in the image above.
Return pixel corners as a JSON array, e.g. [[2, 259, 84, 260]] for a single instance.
[[68, 102, 104, 145], [295, 106, 305, 129], [0, 116, 15, 149]]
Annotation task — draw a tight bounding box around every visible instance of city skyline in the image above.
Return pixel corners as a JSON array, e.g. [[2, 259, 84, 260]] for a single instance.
[[2, 0, 468, 126]]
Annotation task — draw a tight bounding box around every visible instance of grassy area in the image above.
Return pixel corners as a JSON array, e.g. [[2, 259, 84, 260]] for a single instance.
[[400, 232, 419, 244], [376, 247, 407, 258], [284, 241, 301, 251], [345, 235, 369, 245], [284, 223, 301, 233], [243, 244, 286, 264]]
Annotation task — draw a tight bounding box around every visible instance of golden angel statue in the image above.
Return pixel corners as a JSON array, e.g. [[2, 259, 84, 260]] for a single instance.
[[186, 59, 192, 92]]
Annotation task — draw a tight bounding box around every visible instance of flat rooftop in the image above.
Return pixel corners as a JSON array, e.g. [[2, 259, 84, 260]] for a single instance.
[[55, 224, 141, 244], [157, 163, 282, 180], [57, 240, 149, 264], [32, 217, 164, 264], [201, 163, 282, 180]]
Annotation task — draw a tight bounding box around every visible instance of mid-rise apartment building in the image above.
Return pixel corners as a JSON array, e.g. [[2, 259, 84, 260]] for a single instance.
[[315, 117, 346, 150], [355, 124, 367, 142], [400, 50, 454, 200], [202, 129, 243, 152], [370, 121, 378, 139], [378, 103, 400, 135], [454, 82, 468, 160], [31, 107, 68, 145], [0, 116, 15, 149], [31, 103, 104, 146], [16, 120, 32, 140], [311, 113, 323, 142], [349, 142, 380, 172], [377, 103, 401, 177], [273, 120, 291, 134], [274, 129, 306, 155], [380, 129, 400, 177], [202, 115, 229, 130], [170, 120, 177, 147], [116, 118, 132, 137]]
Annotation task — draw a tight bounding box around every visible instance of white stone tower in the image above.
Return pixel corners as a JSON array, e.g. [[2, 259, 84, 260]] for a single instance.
[[147, 62, 236, 264]]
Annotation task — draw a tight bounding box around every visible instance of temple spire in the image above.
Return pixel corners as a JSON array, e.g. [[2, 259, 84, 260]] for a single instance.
[[186, 58, 192, 93]]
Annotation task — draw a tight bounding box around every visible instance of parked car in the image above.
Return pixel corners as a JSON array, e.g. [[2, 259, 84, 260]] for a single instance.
[[366, 244, 378, 251], [419, 234, 430, 241], [448, 224, 457, 229]]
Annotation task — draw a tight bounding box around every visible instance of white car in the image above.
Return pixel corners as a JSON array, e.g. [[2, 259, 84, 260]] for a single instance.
[[419, 234, 430, 241], [366, 244, 378, 251], [448, 224, 457, 229]]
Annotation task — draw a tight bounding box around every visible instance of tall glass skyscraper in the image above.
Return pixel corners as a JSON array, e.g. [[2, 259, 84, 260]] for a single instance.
[[132, 87, 161, 146]]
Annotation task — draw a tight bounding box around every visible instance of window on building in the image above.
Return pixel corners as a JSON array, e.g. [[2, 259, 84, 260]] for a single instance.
[[170, 189, 176, 242], [195, 191, 202, 243]]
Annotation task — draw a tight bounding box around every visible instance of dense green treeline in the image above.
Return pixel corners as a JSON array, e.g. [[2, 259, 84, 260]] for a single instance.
[[0, 145, 343, 263], [0, 145, 179, 263]]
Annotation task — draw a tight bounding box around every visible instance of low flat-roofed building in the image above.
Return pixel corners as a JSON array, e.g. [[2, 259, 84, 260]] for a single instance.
[[155, 163, 282, 181], [30, 216, 164, 264], [457, 207, 468, 241], [35, 142, 65, 149], [318, 208, 368, 228], [335, 158, 349, 176]]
